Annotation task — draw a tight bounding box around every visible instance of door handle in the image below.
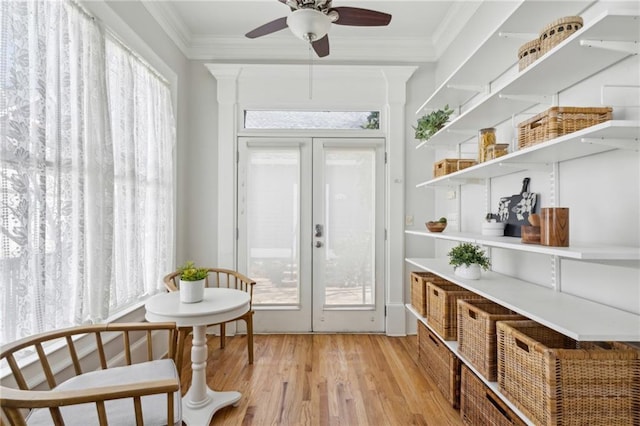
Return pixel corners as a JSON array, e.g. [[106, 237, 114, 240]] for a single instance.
[[315, 241, 323, 248], [315, 224, 323, 238]]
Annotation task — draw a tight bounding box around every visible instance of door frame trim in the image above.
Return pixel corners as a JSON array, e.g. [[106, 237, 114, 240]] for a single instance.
[[206, 64, 417, 336]]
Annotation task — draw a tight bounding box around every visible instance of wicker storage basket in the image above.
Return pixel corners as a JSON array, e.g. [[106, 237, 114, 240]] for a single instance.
[[461, 365, 526, 426], [518, 39, 541, 71], [427, 281, 485, 341], [497, 320, 640, 426], [411, 271, 449, 317], [418, 321, 461, 408], [457, 299, 526, 381], [433, 158, 477, 178], [539, 16, 583, 55], [517, 106, 612, 150]]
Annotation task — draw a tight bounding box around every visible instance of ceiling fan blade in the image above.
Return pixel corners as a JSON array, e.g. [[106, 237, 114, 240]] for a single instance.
[[312, 35, 330, 58], [245, 16, 289, 39], [330, 7, 392, 26]]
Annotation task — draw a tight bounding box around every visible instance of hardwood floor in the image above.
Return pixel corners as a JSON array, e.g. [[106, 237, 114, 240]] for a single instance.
[[179, 333, 464, 425]]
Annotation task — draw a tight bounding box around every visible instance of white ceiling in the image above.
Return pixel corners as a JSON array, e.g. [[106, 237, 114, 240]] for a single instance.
[[140, 0, 482, 62]]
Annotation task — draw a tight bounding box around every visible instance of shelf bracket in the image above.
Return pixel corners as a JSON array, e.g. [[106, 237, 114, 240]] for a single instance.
[[498, 162, 552, 171], [579, 40, 639, 55], [498, 93, 552, 104], [498, 31, 538, 40], [581, 137, 639, 151], [446, 84, 486, 94], [446, 129, 477, 136]]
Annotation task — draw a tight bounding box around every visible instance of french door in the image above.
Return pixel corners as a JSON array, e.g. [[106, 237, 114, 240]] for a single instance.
[[237, 137, 385, 332]]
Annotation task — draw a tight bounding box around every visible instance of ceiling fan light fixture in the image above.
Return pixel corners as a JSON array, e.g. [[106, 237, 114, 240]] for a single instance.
[[287, 9, 331, 42]]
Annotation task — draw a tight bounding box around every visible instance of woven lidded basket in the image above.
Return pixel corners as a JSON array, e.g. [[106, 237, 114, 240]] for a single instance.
[[539, 16, 583, 54], [518, 38, 541, 71], [418, 321, 462, 408], [457, 299, 526, 381], [517, 106, 612, 150], [427, 281, 484, 341], [460, 365, 526, 426], [497, 320, 640, 426]]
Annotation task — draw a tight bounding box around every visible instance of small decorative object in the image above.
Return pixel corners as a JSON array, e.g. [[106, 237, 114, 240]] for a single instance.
[[482, 214, 505, 236], [478, 127, 496, 163], [426, 217, 447, 232], [540, 207, 569, 247], [448, 243, 491, 280], [498, 177, 538, 237], [521, 213, 541, 244], [178, 261, 208, 303], [414, 105, 454, 142]]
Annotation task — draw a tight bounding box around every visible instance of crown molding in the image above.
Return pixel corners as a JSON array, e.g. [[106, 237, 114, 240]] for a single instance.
[[140, 0, 192, 55], [431, 1, 481, 58], [189, 35, 437, 63]]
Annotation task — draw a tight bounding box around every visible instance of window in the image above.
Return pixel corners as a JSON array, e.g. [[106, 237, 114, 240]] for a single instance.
[[0, 0, 175, 346], [244, 110, 380, 130]]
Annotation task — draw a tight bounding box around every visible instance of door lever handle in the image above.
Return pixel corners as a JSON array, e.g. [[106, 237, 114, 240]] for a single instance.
[[315, 224, 323, 238]]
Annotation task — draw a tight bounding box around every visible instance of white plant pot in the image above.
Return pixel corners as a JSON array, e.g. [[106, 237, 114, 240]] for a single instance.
[[179, 279, 205, 303], [454, 264, 481, 280]]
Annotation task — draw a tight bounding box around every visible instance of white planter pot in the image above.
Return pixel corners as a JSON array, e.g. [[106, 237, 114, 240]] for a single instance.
[[454, 264, 481, 280], [179, 279, 205, 303]]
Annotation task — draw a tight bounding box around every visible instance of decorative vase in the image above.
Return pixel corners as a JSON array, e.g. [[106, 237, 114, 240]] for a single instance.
[[454, 264, 481, 280], [179, 279, 205, 303]]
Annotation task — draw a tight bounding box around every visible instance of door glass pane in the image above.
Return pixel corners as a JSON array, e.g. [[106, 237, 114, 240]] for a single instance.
[[323, 148, 375, 306], [247, 148, 300, 305]]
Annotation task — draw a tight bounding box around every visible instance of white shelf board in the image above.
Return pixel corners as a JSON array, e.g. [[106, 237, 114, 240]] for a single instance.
[[416, 0, 594, 114], [417, 120, 640, 186], [405, 303, 535, 426], [405, 227, 640, 260], [420, 11, 639, 148], [405, 258, 640, 341]]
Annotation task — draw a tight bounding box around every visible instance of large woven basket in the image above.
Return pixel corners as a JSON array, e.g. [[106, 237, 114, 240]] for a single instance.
[[457, 299, 526, 381], [461, 365, 526, 426], [497, 320, 640, 426], [517, 106, 612, 150], [427, 281, 485, 341], [411, 271, 449, 317], [539, 16, 583, 55], [418, 321, 461, 408]]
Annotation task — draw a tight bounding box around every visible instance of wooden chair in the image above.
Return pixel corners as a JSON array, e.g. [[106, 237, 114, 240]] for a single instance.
[[163, 268, 256, 365], [0, 322, 181, 426]]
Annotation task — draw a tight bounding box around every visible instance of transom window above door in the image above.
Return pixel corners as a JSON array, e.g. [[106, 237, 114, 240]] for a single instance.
[[244, 110, 380, 130]]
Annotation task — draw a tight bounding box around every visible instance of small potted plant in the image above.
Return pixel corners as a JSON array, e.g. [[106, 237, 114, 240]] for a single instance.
[[447, 243, 490, 280], [414, 105, 454, 142], [177, 261, 209, 303]]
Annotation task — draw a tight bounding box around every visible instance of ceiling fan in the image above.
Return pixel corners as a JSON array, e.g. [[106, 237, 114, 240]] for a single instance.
[[245, 0, 392, 58]]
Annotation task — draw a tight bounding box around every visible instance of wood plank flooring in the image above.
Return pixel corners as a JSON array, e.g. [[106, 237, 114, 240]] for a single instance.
[[179, 333, 464, 425]]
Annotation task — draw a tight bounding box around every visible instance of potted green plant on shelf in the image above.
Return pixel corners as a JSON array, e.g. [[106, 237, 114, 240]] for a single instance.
[[178, 261, 209, 303], [414, 104, 454, 142], [447, 243, 490, 280]]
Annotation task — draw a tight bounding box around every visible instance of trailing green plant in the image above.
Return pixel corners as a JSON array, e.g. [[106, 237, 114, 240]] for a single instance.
[[413, 105, 454, 141], [361, 111, 379, 129], [178, 261, 209, 281], [447, 243, 491, 270]]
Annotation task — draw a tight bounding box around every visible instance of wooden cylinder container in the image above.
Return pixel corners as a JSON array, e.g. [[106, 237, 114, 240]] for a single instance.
[[540, 208, 569, 247]]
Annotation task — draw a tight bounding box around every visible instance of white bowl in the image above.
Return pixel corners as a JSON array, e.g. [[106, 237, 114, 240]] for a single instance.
[[482, 221, 505, 236]]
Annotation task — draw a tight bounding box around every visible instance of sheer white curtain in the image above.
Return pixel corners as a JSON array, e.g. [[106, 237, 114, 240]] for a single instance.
[[0, 0, 175, 345]]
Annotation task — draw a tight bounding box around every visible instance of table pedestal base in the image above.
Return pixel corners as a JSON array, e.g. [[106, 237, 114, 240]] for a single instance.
[[182, 387, 241, 425]]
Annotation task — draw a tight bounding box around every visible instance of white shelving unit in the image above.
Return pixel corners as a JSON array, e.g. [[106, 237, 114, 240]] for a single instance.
[[417, 120, 639, 187], [407, 6, 639, 425], [406, 258, 640, 342], [405, 230, 640, 260], [416, 10, 639, 149]]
